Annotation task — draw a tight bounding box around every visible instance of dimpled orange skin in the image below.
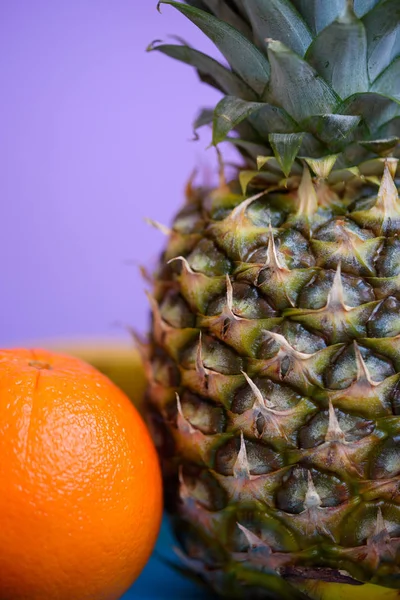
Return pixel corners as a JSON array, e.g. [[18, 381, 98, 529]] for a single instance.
[[0, 348, 163, 600]]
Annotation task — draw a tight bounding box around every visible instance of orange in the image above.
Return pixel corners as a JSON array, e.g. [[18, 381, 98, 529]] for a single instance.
[[0, 348, 162, 600]]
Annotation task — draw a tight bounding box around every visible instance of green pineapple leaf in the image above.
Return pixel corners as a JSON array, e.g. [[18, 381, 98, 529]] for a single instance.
[[290, 0, 346, 34], [371, 57, 400, 100], [212, 96, 264, 145], [265, 40, 339, 122], [269, 133, 304, 177], [157, 1, 270, 95], [306, 6, 368, 99], [199, 0, 252, 38], [183, 0, 209, 9], [340, 92, 400, 129], [257, 155, 274, 170], [302, 155, 339, 178], [302, 114, 361, 148], [354, 0, 380, 17], [359, 137, 400, 155], [147, 42, 256, 100], [378, 117, 400, 139], [248, 104, 299, 138], [244, 0, 313, 56], [363, 0, 400, 81], [192, 107, 213, 140]]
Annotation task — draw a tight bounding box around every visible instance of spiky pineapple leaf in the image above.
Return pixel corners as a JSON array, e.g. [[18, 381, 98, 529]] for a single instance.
[[158, 1, 270, 95], [306, 7, 368, 99], [200, 0, 252, 38], [378, 117, 400, 139], [269, 133, 304, 177], [363, 0, 400, 81], [257, 155, 273, 170], [248, 104, 299, 138], [184, 0, 209, 8], [148, 42, 256, 99], [302, 155, 339, 178], [244, 0, 313, 57], [340, 92, 400, 129], [302, 114, 361, 148], [359, 137, 400, 155], [265, 40, 339, 122], [212, 96, 264, 145], [290, 0, 346, 34], [371, 57, 400, 101], [239, 170, 260, 194], [192, 108, 213, 139]]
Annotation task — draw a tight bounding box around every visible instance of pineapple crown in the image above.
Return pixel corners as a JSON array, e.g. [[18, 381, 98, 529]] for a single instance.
[[151, 0, 400, 176]]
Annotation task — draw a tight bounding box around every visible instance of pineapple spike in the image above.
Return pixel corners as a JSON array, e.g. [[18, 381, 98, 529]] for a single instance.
[[167, 255, 195, 274], [224, 275, 237, 319], [178, 466, 191, 502], [326, 263, 350, 311], [265, 224, 286, 271], [184, 168, 198, 204], [354, 342, 378, 387], [265, 330, 316, 360], [139, 264, 154, 285], [233, 431, 251, 480], [237, 523, 265, 549], [304, 471, 322, 510], [144, 217, 172, 236], [374, 161, 400, 222], [230, 190, 269, 221], [325, 400, 346, 443], [303, 471, 335, 539], [241, 370, 288, 439], [373, 507, 389, 540], [297, 166, 318, 219], [366, 507, 395, 564], [241, 370, 274, 409], [176, 392, 196, 435], [145, 290, 173, 344], [386, 158, 399, 179]]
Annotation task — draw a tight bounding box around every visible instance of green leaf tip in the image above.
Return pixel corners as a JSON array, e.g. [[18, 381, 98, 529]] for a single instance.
[[212, 97, 264, 146], [269, 133, 304, 177], [146, 39, 163, 52], [302, 155, 339, 178]]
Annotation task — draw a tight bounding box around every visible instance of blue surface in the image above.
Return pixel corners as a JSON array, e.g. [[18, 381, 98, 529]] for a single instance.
[[122, 518, 211, 600]]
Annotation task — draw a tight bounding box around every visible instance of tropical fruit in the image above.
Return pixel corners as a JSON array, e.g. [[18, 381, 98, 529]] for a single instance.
[[0, 348, 162, 600], [45, 338, 147, 411], [145, 0, 400, 598]]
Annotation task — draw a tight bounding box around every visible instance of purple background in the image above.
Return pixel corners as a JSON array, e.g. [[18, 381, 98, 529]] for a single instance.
[[0, 1, 230, 347]]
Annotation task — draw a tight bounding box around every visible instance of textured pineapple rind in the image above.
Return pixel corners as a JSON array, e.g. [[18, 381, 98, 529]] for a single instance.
[[147, 161, 400, 599]]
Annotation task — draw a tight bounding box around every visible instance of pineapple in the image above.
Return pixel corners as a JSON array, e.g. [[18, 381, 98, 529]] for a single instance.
[[146, 1, 400, 598]]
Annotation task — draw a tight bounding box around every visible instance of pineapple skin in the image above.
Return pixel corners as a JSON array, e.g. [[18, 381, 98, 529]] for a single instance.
[[145, 1, 400, 597], [147, 162, 400, 599]]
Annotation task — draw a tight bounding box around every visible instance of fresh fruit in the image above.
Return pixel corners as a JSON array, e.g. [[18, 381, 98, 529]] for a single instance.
[[146, 1, 400, 598], [44, 338, 147, 411], [0, 348, 162, 600]]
